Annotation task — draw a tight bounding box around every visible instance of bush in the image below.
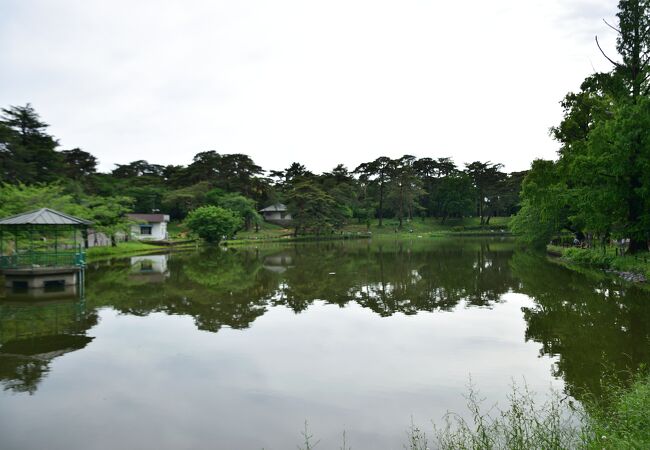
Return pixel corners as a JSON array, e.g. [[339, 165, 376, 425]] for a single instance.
[[185, 206, 242, 243], [563, 248, 614, 268]]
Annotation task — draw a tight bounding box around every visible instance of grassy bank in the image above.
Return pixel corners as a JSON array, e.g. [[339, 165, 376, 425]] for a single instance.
[[548, 245, 650, 282], [85, 241, 196, 262]]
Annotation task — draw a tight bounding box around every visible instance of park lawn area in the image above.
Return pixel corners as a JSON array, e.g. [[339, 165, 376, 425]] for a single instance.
[[342, 216, 511, 237], [167, 220, 193, 241], [234, 221, 292, 240], [226, 216, 512, 243]]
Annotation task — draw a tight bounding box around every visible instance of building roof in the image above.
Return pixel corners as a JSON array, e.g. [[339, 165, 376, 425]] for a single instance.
[[0, 208, 92, 226], [259, 203, 288, 212], [127, 213, 170, 223]]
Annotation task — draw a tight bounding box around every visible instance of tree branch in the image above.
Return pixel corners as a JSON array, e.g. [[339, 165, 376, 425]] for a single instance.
[[595, 36, 622, 68], [603, 18, 621, 34]]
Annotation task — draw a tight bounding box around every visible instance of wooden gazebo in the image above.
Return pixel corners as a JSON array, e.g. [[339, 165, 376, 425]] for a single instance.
[[0, 209, 91, 290]]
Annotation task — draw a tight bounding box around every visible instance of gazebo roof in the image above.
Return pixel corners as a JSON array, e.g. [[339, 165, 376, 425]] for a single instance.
[[260, 203, 288, 212], [0, 208, 92, 227]]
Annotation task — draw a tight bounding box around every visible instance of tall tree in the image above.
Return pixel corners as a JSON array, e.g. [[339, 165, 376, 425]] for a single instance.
[[60, 148, 98, 181], [465, 161, 505, 225], [387, 155, 425, 228], [0, 104, 61, 184], [286, 179, 349, 235], [354, 156, 392, 227]]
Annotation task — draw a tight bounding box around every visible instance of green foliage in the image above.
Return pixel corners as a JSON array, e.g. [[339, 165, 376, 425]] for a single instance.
[[562, 247, 614, 268], [162, 182, 211, 219], [432, 381, 584, 450], [587, 373, 650, 449], [0, 102, 525, 237], [515, 1, 650, 252], [437, 174, 475, 221], [60, 148, 97, 181], [0, 104, 62, 184], [0, 183, 80, 217], [185, 205, 242, 243], [511, 160, 569, 248], [286, 179, 351, 235], [206, 190, 262, 231], [82, 195, 134, 241]]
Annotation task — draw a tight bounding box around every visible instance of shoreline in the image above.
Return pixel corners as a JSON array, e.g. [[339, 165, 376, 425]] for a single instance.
[[546, 245, 649, 285], [85, 230, 513, 260]]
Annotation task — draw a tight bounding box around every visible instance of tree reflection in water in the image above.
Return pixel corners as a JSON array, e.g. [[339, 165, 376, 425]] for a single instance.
[[0, 299, 97, 394], [2, 238, 650, 402], [511, 251, 650, 401]]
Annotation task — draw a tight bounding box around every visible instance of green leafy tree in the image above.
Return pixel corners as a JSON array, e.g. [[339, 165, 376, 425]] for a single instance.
[[206, 190, 262, 231], [511, 160, 569, 248], [387, 155, 426, 228], [286, 179, 350, 235], [436, 174, 474, 223], [185, 206, 243, 243], [465, 161, 506, 225], [60, 148, 98, 181], [354, 156, 392, 226], [0, 183, 81, 217], [162, 182, 211, 219], [82, 195, 134, 247], [516, 1, 650, 252]]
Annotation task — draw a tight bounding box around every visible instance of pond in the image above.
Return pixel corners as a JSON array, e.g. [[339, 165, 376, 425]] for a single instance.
[[1, 238, 649, 449]]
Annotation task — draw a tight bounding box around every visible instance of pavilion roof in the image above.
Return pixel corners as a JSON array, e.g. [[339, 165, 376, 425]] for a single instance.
[[0, 208, 92, 227], [259, 203, 288, 212]]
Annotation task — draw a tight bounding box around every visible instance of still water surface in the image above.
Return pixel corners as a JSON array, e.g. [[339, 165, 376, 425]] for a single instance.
[[1, 238, 649, 449]]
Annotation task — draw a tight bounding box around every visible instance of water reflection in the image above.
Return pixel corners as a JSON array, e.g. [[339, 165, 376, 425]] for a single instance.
[[511, 252, 650, 399], [0, 238, 649, 437], [0, 298, 96, 393]]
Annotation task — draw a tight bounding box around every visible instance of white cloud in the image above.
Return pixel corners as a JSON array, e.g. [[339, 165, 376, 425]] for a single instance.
[[0, 0, 620, 173]]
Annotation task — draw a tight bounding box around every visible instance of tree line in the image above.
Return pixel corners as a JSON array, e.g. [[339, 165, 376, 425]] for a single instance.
[[0, 104, 524, 239], [513, 0, 650, 253]]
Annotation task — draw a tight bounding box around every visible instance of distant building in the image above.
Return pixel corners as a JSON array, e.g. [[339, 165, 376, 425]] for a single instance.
[[127, 213, 170, 240], [259, 203, 292, 226]]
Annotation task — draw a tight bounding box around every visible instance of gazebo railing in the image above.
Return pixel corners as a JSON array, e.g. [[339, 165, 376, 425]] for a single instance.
[[0, 250, 86, 270]]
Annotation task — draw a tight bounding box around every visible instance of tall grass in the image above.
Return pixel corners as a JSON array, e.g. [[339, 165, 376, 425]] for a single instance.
[[429, 380, 584, 450], [291, 374, 650, 449], [584, 371, 650, 449]]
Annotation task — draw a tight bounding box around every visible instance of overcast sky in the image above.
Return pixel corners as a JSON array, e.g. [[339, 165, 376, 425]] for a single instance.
[[0, 0, 619, 174]]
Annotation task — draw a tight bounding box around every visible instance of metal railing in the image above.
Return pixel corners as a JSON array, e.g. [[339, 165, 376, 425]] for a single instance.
[[0, 250, 86, 269]]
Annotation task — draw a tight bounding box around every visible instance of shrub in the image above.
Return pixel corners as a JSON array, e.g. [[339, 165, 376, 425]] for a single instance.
[[185, 206, 242, 244], [563, 248, 614, 268]]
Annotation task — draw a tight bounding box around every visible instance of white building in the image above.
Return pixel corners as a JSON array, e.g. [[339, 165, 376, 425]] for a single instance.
[[259, 203, 292, 226], [127, 213, 170, 240]]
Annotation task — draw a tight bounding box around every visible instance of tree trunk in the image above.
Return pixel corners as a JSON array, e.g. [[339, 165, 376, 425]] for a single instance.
[[378, 182, 384, 227]]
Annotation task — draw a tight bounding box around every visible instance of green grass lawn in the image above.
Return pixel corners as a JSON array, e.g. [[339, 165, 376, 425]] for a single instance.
[[86, 241, 169, 260], [342, 216, 510, 237], [229, 217, 512, 243]]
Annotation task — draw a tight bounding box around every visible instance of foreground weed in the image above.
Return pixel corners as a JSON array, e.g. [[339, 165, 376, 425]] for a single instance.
[[297, 420, 320, 450]]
